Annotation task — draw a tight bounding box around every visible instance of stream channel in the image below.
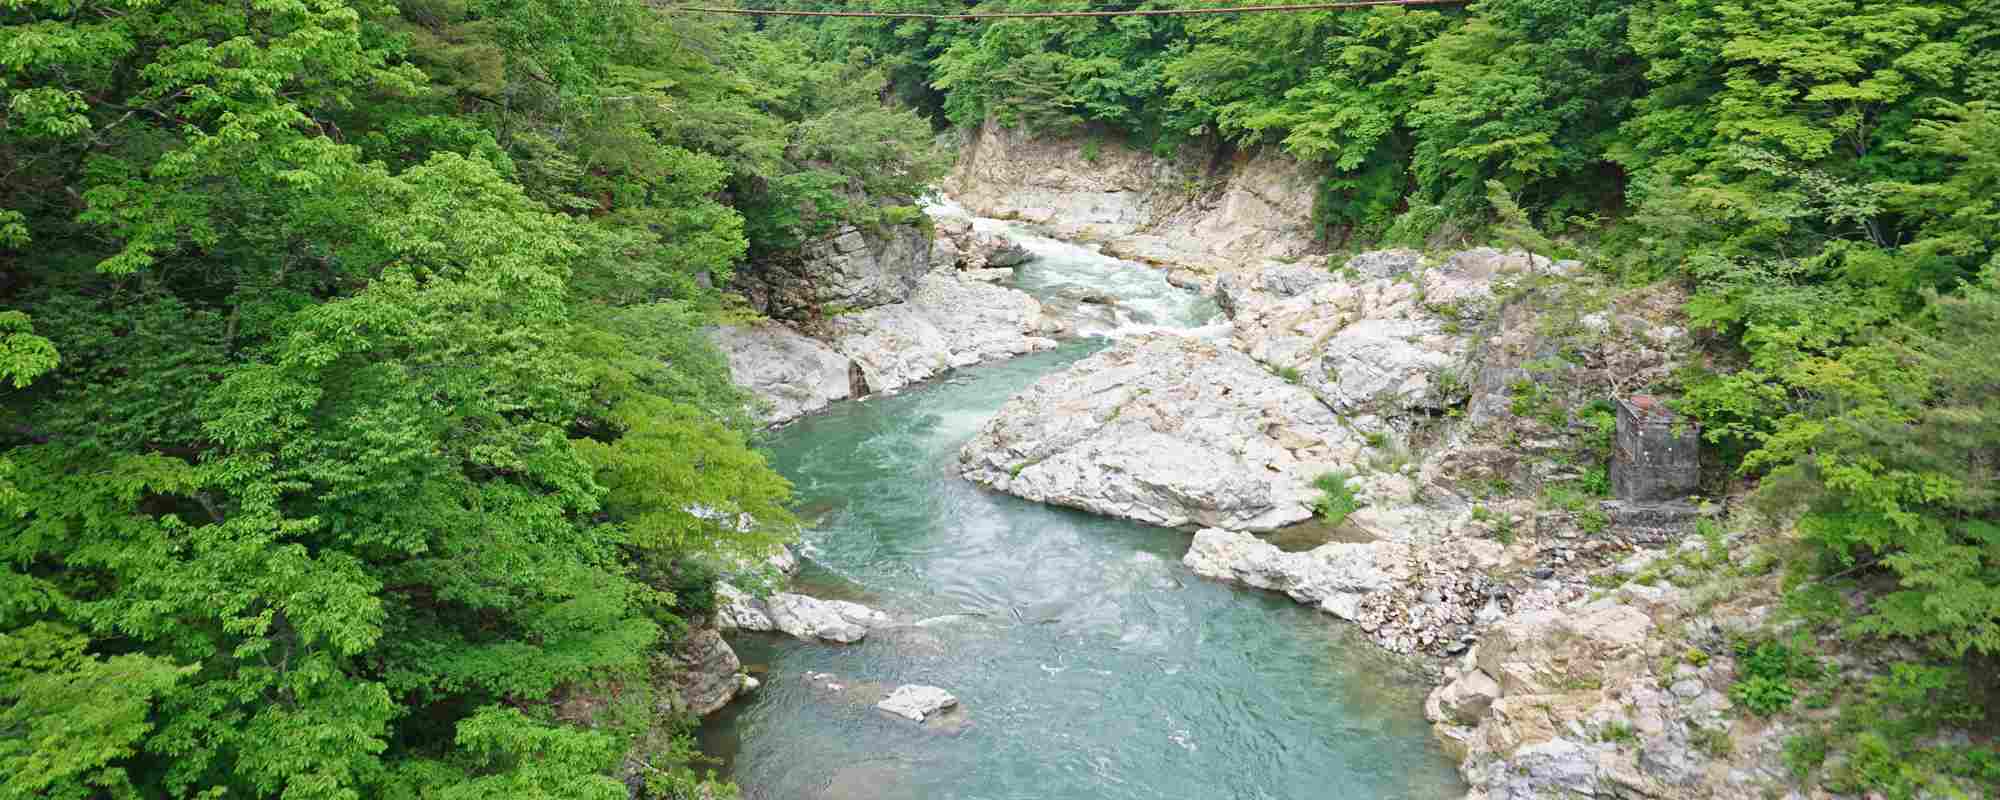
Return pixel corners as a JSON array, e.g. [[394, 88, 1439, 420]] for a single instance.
[[699, 214, 1467, 800]]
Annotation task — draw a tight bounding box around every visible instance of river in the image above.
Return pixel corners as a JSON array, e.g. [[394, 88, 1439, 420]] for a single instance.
[[699, 216, 1467, 799]]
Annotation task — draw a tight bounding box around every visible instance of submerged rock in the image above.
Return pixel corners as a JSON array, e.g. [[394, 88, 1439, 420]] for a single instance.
[[876, 684, 959, 722], [958, 333, 1361, 531]]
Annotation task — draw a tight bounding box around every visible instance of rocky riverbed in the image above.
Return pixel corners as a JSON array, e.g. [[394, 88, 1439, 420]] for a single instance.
[[697, 173, 1796, 798]]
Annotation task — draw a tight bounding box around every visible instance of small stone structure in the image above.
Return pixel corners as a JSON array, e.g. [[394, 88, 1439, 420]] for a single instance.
[[1609, 395, 1699, 504]]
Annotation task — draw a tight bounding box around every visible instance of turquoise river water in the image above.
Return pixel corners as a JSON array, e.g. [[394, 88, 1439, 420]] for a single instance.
[[699, 219, 1466, 800]]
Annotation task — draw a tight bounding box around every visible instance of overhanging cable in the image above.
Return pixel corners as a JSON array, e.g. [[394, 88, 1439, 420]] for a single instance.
[[664, 0, 1469, 20]]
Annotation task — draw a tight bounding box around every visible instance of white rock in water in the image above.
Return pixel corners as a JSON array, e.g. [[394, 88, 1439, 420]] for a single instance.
[[831, 274, 1060, 395], [705, 322, 856, 426], [713, 582, 775, 632], [876, 684, 958, 721], [1181, 528, 1409, 621], [764, 593, 893, 644]]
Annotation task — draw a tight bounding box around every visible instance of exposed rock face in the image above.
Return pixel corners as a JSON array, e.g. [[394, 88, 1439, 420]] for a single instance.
[[1183, 526, 1506, 654], [706, 322, 858, 426], [668, 627, 748, 717], [831, 274, 1061, 394], [958, 333, 1361, 531], [1212, 261, 1336, 317], [709, 274, 1059, 424], [736, 223, 932, 320], [945, 119, 1321, 275], [876, 684, 958, 722], [714, 585, 894, 644], [1424, 539, 1806, 800], [1227, 250, 1525, 417], [713, 582, 777, 632]]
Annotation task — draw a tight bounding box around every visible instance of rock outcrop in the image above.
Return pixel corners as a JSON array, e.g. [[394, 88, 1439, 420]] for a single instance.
[[830, 274, 1061, 395], [958, 333, 1361, 531], [1182, 528, 1408, 620], [713, 585, 894, 644], [945, 119, 1321, 275], [1184, 527, 1507, 655], [668, 627, 752, 716], [930, 211, 1034, 272], [1226, 249, 1550, 418], [706, 322, 859, 425], [1426, 541, 1799, 800], [708, 274, 1061, 425], [735, 223, 931, 320]]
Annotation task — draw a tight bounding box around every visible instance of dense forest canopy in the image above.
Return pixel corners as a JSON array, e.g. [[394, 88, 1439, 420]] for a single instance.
[[0, 0, 942, 795], [3, 0, 1999, 796]]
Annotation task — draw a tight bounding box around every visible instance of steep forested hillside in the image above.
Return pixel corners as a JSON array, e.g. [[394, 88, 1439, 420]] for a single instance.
[[766, 0, 2000, 793], [0, 0, 941, 796]]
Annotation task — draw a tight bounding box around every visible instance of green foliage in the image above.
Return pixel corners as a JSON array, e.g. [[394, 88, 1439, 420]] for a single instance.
[[0, 0, 966, 793], [1485, 179, 1558, 260], [0, 312, 59, 389], [1312, 471, 1361, 526]]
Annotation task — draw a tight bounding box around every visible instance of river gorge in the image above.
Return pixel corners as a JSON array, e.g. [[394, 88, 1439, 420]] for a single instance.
[[701, 218, 1465, 799]]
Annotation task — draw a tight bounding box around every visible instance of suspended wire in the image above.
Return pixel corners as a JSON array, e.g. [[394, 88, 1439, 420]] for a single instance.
[[663, 0, 1469, 20]]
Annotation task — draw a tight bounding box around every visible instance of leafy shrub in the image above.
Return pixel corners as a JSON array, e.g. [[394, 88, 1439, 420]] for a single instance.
[[1728, 639, 1819, 716], [1731, 675, 1797, 717], [1579, 465, 1610, 497], [1313, 471, 1361, 526]]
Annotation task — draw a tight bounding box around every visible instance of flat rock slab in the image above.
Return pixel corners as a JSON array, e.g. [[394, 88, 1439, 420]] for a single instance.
[[876, 684, 959, 722]]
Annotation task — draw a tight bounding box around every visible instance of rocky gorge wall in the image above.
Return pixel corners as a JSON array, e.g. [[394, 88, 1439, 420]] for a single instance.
[[944, 119, 1325, 280]]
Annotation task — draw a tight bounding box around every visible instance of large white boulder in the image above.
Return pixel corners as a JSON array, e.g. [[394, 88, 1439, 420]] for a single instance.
[[706, 323, 857, 426], [959, 333, 1362, 531], [713, 585, 893, 645], [1180, 528, 1409, 621], [831, 274, 1060, 395]]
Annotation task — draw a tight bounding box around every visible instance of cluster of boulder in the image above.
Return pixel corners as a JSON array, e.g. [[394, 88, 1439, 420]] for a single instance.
[[930, 212, 1034, 278], [942, 239, 1806, 796], [1427, 541, 1799, 799], [709, 214, 1057, 426]]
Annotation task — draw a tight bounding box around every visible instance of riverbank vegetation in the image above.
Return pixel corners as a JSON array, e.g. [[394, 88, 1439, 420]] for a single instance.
[[0, 0, 943, 795], [762, 0, 2000, 793]]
